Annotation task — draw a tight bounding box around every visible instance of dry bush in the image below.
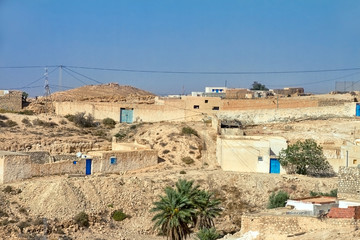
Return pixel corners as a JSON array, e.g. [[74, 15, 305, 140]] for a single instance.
[[181, 157, 195, 165]]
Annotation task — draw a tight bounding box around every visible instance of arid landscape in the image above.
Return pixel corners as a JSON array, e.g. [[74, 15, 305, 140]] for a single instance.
[[0, 85, 360, 240]]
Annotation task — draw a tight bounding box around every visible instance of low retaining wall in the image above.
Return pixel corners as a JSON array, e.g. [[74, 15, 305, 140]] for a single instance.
[[240, 214, 357, 236], [338, 166, 360, 200], [218, 102, 356, 125]]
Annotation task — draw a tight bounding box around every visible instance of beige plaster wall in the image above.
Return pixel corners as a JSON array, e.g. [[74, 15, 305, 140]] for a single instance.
[[216, 136, 287, 174], [92, 150, 157, 174], [32, 159, 86, 177]]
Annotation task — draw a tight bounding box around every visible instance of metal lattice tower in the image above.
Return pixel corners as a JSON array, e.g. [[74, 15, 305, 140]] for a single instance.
[[44, 68, 51, 97]]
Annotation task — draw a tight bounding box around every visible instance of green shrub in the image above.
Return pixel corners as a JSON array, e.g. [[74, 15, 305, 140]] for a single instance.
[[162, 150, 170, 154], [18, 110, 34, 115], [71, 112, 96, 128], [112, 209, 129, 221], [3, 186, 13, 193], [74, 211, 89, 227], [107, 204, 114, 208], [181, 126, 199, 137], [5, 120, 17, 127], [195, 228, 219, 240], [21, 118, 31, 126], [267, 190, 289, 209], [114, 132, 126, 140], [102, 118, 116, 128], [180, 170, 186, 174], [32, 118, 58, 128], [181, 157, 195, 165], [0, 114, 8, 120], [93, 129, 107, 137], [310, 189, 337, 197], [130, 125, 137, 130], [59, 119, 67, 125], [64, 114, 75, 122]]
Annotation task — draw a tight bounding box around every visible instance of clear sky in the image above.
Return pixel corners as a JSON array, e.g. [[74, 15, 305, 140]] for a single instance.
[[0, 0, 360, 96]]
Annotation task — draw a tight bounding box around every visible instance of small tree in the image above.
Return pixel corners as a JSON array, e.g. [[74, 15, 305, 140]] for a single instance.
[[250, 81, 268, 91], [279, 139, 334, 177], [267, 191, 289, 209], [22, 92, 28, 102]]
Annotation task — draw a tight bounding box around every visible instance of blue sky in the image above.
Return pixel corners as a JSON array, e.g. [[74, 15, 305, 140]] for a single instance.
[[0, 0, 360, 96]]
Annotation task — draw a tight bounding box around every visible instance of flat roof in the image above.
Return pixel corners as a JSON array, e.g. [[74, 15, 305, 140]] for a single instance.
[[290, 196, 337, 204]]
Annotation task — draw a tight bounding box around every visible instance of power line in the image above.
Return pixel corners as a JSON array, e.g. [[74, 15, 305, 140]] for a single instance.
[[63, 67, 103, 84], [62, 67, 88, 85], [64, 65, 360, 75], [0, 65, 58, 69], [12, 66, 59, 89]]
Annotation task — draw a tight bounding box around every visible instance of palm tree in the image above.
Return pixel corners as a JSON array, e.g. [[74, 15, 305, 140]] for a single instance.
[[175, 179, 200, 226], [151, 187, 195, 240], [194, 190, 222, 229]]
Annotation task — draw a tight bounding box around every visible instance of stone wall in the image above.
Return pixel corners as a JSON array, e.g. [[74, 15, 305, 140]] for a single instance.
[[19, 151, 52, 164], [0, 153, 32, 184], [240, 214, 357, 236], [0, 91, 22, 111], [218, 102, 356, 125], [338, 166, 360, 200]]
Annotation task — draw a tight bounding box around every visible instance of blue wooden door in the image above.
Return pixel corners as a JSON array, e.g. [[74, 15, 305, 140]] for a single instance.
[[270, 159, 280, 174], [85, 159, 92, 175], [356, 104, 360, 116], [120, 108, 133, 123]]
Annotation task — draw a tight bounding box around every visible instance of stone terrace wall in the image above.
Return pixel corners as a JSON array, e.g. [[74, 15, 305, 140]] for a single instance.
[[241, 214, 357, 236], [0, 91, 22, 111], [218, 102, 356, 125], [338, 166, 360, 200]]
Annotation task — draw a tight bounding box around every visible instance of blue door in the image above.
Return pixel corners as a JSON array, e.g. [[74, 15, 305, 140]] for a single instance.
[[120, 108, 133, 123], [270, 158, 280, 174], [85, 159, 92, 175], [356, 104, 360, 116]]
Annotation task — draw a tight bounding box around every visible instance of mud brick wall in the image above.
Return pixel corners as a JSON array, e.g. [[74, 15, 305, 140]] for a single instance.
[[0, 91, 22, 111], [338, 166, 360, 200]]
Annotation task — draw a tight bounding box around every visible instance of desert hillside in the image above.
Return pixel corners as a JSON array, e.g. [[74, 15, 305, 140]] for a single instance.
[[48, 83, 155, 102]]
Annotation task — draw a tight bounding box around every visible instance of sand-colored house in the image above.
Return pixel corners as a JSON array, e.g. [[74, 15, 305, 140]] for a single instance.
[[216, 136, 287, 174]]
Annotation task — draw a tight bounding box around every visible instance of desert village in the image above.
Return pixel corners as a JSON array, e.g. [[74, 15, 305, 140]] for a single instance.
[[1, 83, 360, 240]]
